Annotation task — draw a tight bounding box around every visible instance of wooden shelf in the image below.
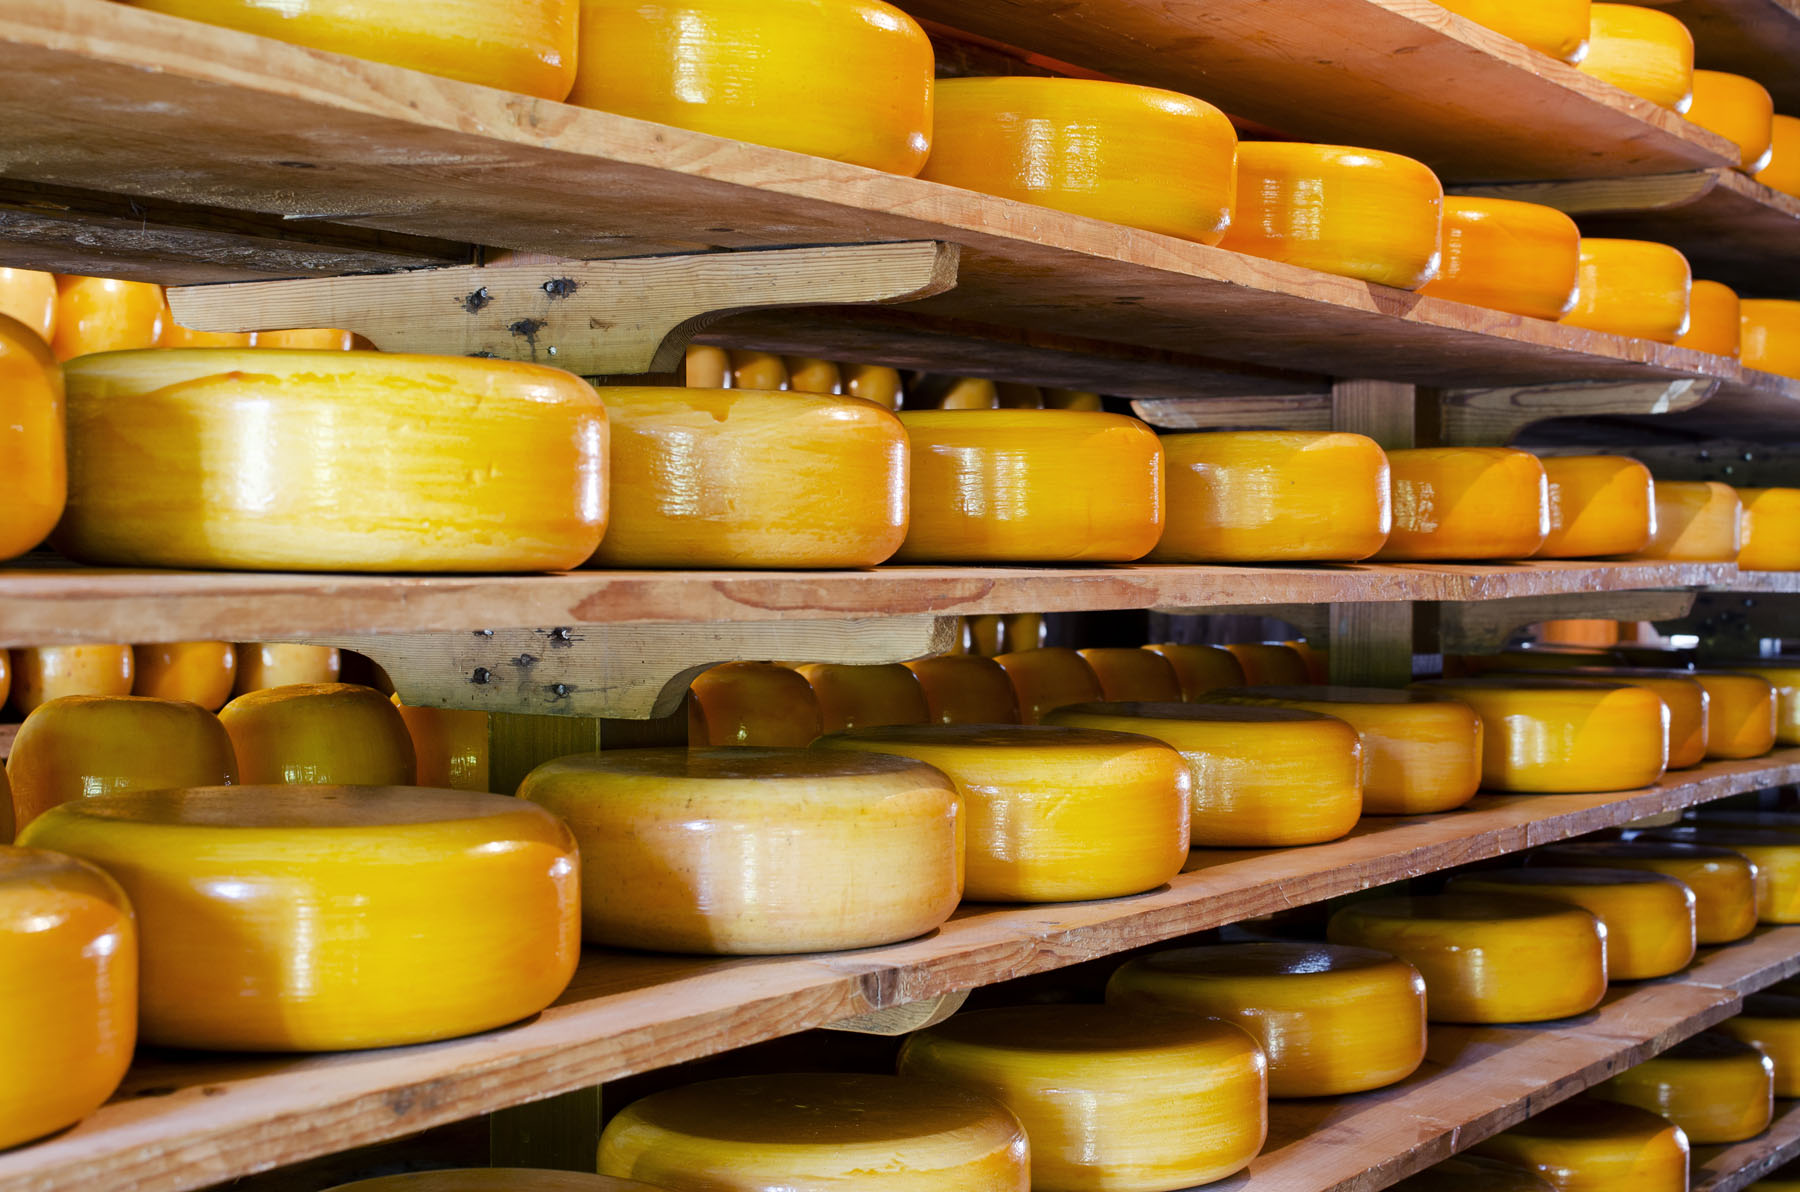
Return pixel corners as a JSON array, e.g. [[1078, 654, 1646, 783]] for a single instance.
[[1694, 1098, 1800, 1192], [1660, 0, 1800, 114], [4, 751, 1796, 1192]]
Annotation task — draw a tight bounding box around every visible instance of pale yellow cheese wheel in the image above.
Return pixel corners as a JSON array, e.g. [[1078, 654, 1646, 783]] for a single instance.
[[688, 661, 823, 747], [1471, 1097, 1689, 1192], [1644, 824, 1800, 923], [1739, 488, 1800, 571], [1376, 447, 1549, 560], [1106, 942, 1425, 1097], [1411, 677, 1668, 793], [329, 1174, 668, 1192], [1561, 239, 1693, 344], [1718, 993, 1800, 1097], [992, 647, 1104, 725], [7, 644, 133, 716], [899, 1005, 1267, 1192], [905, 656, 1022, 725], [1446, 867, 1695, 980], [1419, 198, 1582, 320], [599, 1073, 1030, 1190], [1391, 1155, 1557, 1192], [1145, 643, 1247, 699], [794, 662, 929, 733], [219, 682, 416, 786], [1327, 894, 1607, 1023], [233, 643, 340, 693], [1529, 840, 1760, 943], [1077, 649, 1184, 703], [1579, 4, 1696, 111], [1497, 667, 1707, 769], [1717, 660, 1800, 745], [1535, 455, 1656, 558], [1434, 0, 1590, 62], [1688, 71, 1775, 172], [1593, 1032, 1773, 1144], [1677, 279, 1742, 358], [1637, 480, 1742, 561]]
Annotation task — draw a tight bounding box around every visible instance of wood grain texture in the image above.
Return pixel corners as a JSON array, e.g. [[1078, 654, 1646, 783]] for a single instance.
[[1439, 591, 1700, 653], [1659, 0, 1800, 113], [1332, 379, 1419, 450], [1329, 603, 1416, 686], [1692, 1097, 1800, 1192]]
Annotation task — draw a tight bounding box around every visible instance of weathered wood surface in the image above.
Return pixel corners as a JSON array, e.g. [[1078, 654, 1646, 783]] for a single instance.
[[1692, 1097, 1800, 1192], [1439, 591, 1700, 654]]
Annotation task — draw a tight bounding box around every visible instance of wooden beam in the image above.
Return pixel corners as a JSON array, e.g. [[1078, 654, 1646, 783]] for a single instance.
[[1439, 590, 1698, 654], [1332, 378, 1418, 450], [1436, 378, 1719, 445], [1328, 603, 1416, 686]]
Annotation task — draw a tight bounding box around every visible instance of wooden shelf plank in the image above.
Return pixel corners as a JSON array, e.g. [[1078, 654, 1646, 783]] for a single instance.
[[1716, 571, 1800, 594], [1659, 0, 1800, 114], [3, 752, 1797, 1192], [1652, 369, 1800, 437], [1694, 1098, 1800, 1192]]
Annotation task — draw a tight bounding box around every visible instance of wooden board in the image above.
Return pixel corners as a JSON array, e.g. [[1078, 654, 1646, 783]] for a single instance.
[[1650, 369, 1800, 437], [1659, 0, 1800, 113], [4, 751, 1798, 1192], [1693, 1098, 1800, 1192]]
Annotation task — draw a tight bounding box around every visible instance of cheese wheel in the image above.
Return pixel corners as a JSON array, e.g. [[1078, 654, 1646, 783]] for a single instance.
[[569, 0, 932, 175], [1221, 143, 1444, 290], [1676, 279, 1742, 357], [1719, 661, 1800, 745], [1144, 644, 1247, 699], [1286, 640, 1331, 684], [1446, 868, 1695, 980], [1412, 677, 1668, 792], [1376, 447, 1549, 560], [1420, 198, 1582, 320], [1740, 487, 1800, 570], [58, 349, 607, 572], [914, 376, 1000, 410], [895, 410, 1165, 563], [219, 683, 416, 786], [1644, 825, 1800, 922], [0, 755, 10, 845], [1045, 388, 1104, 411], [0, 847, 135, 1151], [1535, 455, 1657, 558], [0, 268, 56, 343], [991, 648, 1104, 725], [588, 387, 905, 568], [1579, 5, 1695, 111], [130, 641, 236, 711], [17, 785, 578, 1050], [1561, 239, 1693, 343], [964, 613, 1047, 657], [726, 350, 788, 391], [1077, 649, 1184, 703], [843, 363, 903, 410], [1529, 840, 1760, 943], [519, 748, 960, 953], [1149, 431, 1391, 562], [1742, 299, 1800, 380], [1637, 480, 1742, 561], [329, 1174, 668, 1192], [393, 700, 490, 792], [600, 1073, 1029, 1190], [1485, 667, 1706, 769], [683, 344, 730, 389], [250, 327, 357, 350], [8, 645, 133, 716], [1719, 993, 1800, 1097], [0, 313, 63, 561], [232, 643, 341, 693], [1106, 942, 1425, 1097], [1209, 686, 1483, 815], [1327, 894, 1607, 1023], [688, 661, 823, 747], [1471, 1097, 1689, 1192], [49, 275, 163, 361], [1045, 702, 1362, 847], [159, 317, 252, 349], [1223, 643, 1313, 687], [1391, 1155, 1558, 1192], [1594, 1032, 1773, 1143], [898, 1005, 1267, 1192], [1688, 71, 1774, 172], [783, 357, 842, 395], [1757, 115, 1800, 199], [1434, 0, 1590, 62], [814, 724, 1190, 902], [906, 656, 1022, 725], [794, 663, 929, 733]]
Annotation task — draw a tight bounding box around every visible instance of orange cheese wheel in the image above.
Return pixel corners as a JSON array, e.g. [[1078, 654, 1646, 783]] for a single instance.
[[895, 410, 1165, 563], [1739, 487, 1800, 571], [725, 351, 789, 391], [518, 748, 960, 953], [1594, 1032, 1772, 1143], [963, 613, 1047, 657], [1489, 667, 1707, 769], [1208, 686, 1483, 815], [131, 641, 236, 711], [843, 363, 903, 410], [1144, 643, 1247, 699], [1045, 702, 1362, 847], [1579, 4, 1696, 111], [1529, 840, 1760, 943], [1688, 70, 1774, 172], [1328, 894, 1607, 1023], [0, 268, 56, 343], [219, 683, 416, 786], [783, 357, 842, 395], [905, 656, 1022, 725], [991, 648, 1104, 725], [1561, 239, 1693, 344], [1106, 942, 1425, 1097], [1077, 649, 1183, 703], [1412, 677, 1668, 792], [588, 387, 906, 568], [1286, 640, 1331, 684], [1637, 480, 1742, 561], [1535, 455, 1657, 559], [18, 785, 579, 1050], [1391, 1155, 1557, 1192], [393, 700, 490, 792], [688, 661, 823, 747], [49, 275, 163, 361], [8, 645, 133, 716], [1376, 447, 1549, 560], [1420, 198, 1581, 320], [1676, 280, 1742, 357], [249, 327, 357, 350], [0, 846, 135, 1151], [1719, 993, 1800, 1097], [1719, 661, 1800, 745], [794, 663, 929, 733], [329, 1174, 668, 1192], [1756, 115, 1800, 198], [1223, 643, 1313, 687], [1644, 825, 1800, 922], [1446, 867, 1695, 980], [682, 345, 730, 389], [1149, 431, 1391, 562], [1742, 299, 1800, 380], [922, 77, 1237, 244], [814, 724, 1190, 902], [232, 643, 340, 693], [599, 1073, 1029, 1190], [1471, 1097, 1689, 1192], [1434, 0, 1590, 62], [1694, 672, 1777, 759], [158, 316, 252, 349], [899, 1005, 1266, 1192], [0, 313, 63, 561]]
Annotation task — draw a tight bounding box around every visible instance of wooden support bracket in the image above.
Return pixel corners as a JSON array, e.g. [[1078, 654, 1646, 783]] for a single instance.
[[1440, 590, 1698, 654], [1450, 171, 1722, 216], [821, 990, 970, 1036]]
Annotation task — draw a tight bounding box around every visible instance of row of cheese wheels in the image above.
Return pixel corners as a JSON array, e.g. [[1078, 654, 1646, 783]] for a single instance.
[[1, 641, 345, 715], [680, 347, 1106, 413]]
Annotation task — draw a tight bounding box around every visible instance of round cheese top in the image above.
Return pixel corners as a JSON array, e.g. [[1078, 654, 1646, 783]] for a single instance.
[[1111, 940, 1417, 990], [1050, 701, 1342, 728], [906, 1003, 1263, 1069], [1473, 1097, 1689, 1191], [328, 1173, 668, 1191], [815, 722, 1172, 769], [522, 746, 946, 796]]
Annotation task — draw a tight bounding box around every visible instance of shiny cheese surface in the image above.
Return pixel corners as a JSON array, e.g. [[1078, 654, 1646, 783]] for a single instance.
[[727, 350, 787, 391], [991, 648, 1104, 725], [1535, 455, 1656, 559], [518, 748, 959, 953], [795, 663, 929, 733], [49, 276, 163, 361], [0, 314, 63, 561], [1740, 487, 1800, 571], [1446, 867, 1696, 980], [589, 387, 905, 568], [1638, 480, 1742, 561], [329, 1173, 670, 1191], [1046, 702, 1362, 847], [688, 661, 823, 747], [1689, 71, 1775, 172], [1392, 1155, 1557, 1192], [158, 319, 252, 350], [1721, 661, 1800, 745], [234, 643, 340, 693], [963, 613, 1047, 657], [1150, 431, 1391, 562], [1677, 279, 1742, 357], [393, 700, 490, 792], [8, 645, 132, 716], [1530, 840, 1760, 943], [1144, 643, 1247, 698], [0, 847, 135, 1151], [1645, 824, 1800, 922], [1221, 142, 1444, 290], [683, 345, 730, 389], [1471, 1097, 1689, 1192], [1327, 894, 1607, 1023], [1209, 686, 1483, 815], [1434, 0, 1590, 62], [899, 1005, 1267, 1192], [131, 641, 236, 711], [1106, 942, 1425, 1097], [17, 785, 579, 1050], [922, 77, 1236, 244], [1561, 238, 1693, 343], [1499, 668, 1708, 770], [844, 363, 903, 410], [1742, 299, 1800, 380], [1420, 198, 1581, 320], [599, 1073, 1030, 1190], [1758, 115, 1800, 198], [1695, 671, 1778, 757], [895, 410, 1165, 563], [0, 765, 10, 844], [814, 724, 1190, 902], [783, 357, 841, 394], [906, 656, 1022, 725], [1412, 677, 1668, 792], [1376, 447, 1549, 560], [58, 349, 607, 572], [1594, 1032, 1773, 1143], [569, 0, 933, 175], [0, 268, 56, 342], [219, 683, 416, 786], [1223, 643, 1313, 687], [1579, 4, 1696, 111], [1720, 993, 1800, 1097], [1077, 649, 1184, 703]]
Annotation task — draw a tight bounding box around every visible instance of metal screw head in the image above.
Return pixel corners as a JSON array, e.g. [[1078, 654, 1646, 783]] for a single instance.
[[471, 667, 493, 685]]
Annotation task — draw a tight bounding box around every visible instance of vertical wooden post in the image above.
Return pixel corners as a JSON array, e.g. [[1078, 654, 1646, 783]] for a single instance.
[[1330, 378, 1418, 451], [490, 1087, 605, 1172], [1329, 379, 1423, 684]]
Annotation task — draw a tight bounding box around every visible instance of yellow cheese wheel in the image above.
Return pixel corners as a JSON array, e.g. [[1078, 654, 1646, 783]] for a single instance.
[[1756, 115, 1800, 198], [963, 613, 1047, 657], [158, 317, 252, 349], [1412, 676, 1669, 792], [1535, 455, 1657, 559], [1077, 649, 1184, 703], [1740, 487, 1800, 571], [518, 748, 960, 953], [1530, 839, 1760, 943], [49, 276, 163, 362], [814, 724, 1190, 902], [392, 699, 490, 792], [17, 785, 578, 1050], [587, 387, 906, 568], [1222, 643, 1313, 687], [1209, 686, 1483, 814], [249, 327, 357, 350], [1697, 671, 1780, 757], [1742, 299, 1800, 380], [1148, 431, 1391, 562], [1144, 643, 1247, 699], [1594, 1032, 1773, 1143], [1045, 702, 1362, 847], [794, 663, 929, 733], [1719, 993, 1800, 1097], [7, 644, 132, 717], [921, 77, 1236, 244], [1471, 1097, 1689, 1192], [899, 1005, 1266, 1192], [0, 314, 63, 561], [905, 656, 1022, 725], [1579, 4, 1695, 111], [0, 846, 135, 1151], [1677, 279, 1743, 357], [1420, 198, 1581, 320], [232, 643, 340, 693], [1644, 824, 1800, 922], [1106, 942, 1425, 1097], [843, 363, 903, 410], [1488, 667, 1707, 769], [1391, 1155, 1558, 1192], [1376, 447, 1549, 560], [688, 661, 823, 747], [895, 410, 1165, 563], [1286, 640, 1331, 683], [1637, 480, 1742, 561], [1446, 867, 1695, 980], [219, 683, 416, 786], [782, 357, 842, 395], [1561, 238, 1693, 343], [725, 350, 788, 391], [131, 641, 236, 711], [1329, 894, 1607, 1023], [0, 268, 56, 344], [1689, 71, 1775, 172], [1719, 660, 1800, 745], [329, 1173, 669, 1191], [683, 345, 731, 389], [1434, 0, 1590, 62], [1221, 143, 1444, 290], [599, 1073, 1029, 1190], [991, 647, 1104, 725]]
